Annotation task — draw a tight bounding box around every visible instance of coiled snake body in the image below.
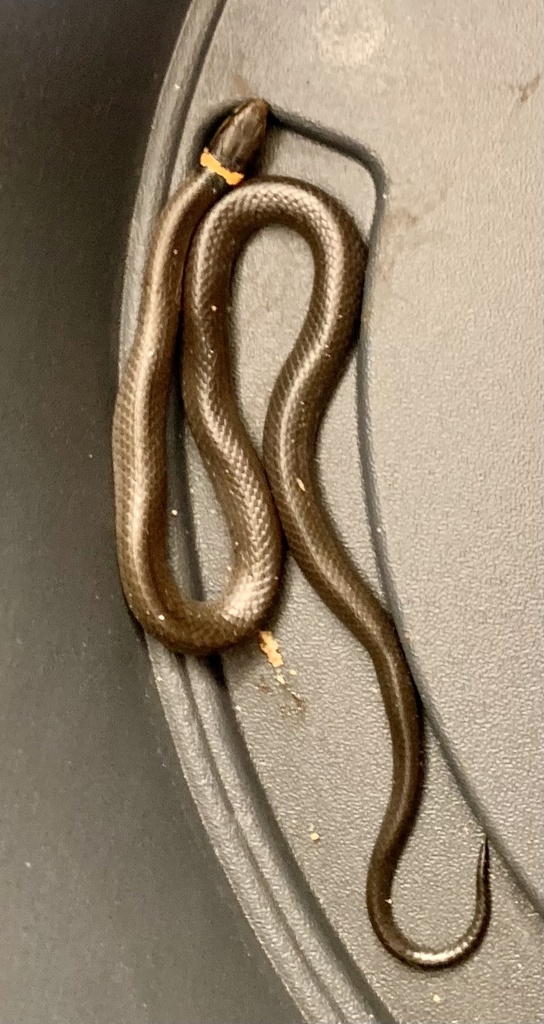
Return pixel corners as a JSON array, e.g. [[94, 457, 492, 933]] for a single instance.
[[113, 99, 490, 968]]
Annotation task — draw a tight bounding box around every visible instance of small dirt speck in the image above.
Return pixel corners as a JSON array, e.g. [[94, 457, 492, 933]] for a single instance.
[[259, 630, 283, 668], [513, 72, 541, 104]]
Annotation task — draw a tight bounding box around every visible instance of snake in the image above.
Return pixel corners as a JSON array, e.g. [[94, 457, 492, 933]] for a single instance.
[[112, 98, 491, 968]]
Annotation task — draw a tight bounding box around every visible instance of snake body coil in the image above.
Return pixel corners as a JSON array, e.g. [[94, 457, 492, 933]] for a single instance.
[[113, 99, 491, 968]]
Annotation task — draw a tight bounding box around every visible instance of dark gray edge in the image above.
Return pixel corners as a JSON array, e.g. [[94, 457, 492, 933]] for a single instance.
[[117, 1, 394, 1021]]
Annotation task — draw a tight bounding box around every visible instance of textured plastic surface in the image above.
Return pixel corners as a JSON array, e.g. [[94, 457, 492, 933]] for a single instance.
[[0, 1, 302, 1021], [117, 0, 543, 1021]]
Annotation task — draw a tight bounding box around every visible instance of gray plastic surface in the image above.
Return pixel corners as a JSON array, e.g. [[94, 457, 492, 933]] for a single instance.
[[119, 0, 543, 1021]]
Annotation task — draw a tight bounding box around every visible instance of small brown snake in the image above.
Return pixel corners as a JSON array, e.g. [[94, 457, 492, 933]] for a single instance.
[[112, 99, 491, 968]]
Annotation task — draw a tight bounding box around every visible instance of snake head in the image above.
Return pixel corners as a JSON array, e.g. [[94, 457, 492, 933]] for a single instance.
[[206, 99, 269, 176]]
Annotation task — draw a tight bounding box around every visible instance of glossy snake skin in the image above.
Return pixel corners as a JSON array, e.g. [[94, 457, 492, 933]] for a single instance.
[[112, 100, 490, 968]]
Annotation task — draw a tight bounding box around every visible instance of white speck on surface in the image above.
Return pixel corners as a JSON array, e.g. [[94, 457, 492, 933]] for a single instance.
[[170, 509, 178, 516], [211, 304, 217, 312], [173, 83, 180, 91], [173, 248, 178, 255], [288, 668, 297, 676], [158, 614, 165, 622], [432, 995, 442, 1005], [25, 861, 32, 868], [296, 477, 306, 492], [309, 831, 320, 842]]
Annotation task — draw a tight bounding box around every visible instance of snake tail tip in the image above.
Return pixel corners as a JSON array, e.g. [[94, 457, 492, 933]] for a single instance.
[[479, 837, 490, 876]]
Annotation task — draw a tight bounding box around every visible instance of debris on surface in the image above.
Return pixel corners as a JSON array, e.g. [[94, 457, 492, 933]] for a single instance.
[[258, 630, 305, 714], [170, 508, 178, 517], [296, 477, 306, 492], [309, 831, 320, 843], [432, 995, 442, 1005], [259, 630, 283, 668]]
